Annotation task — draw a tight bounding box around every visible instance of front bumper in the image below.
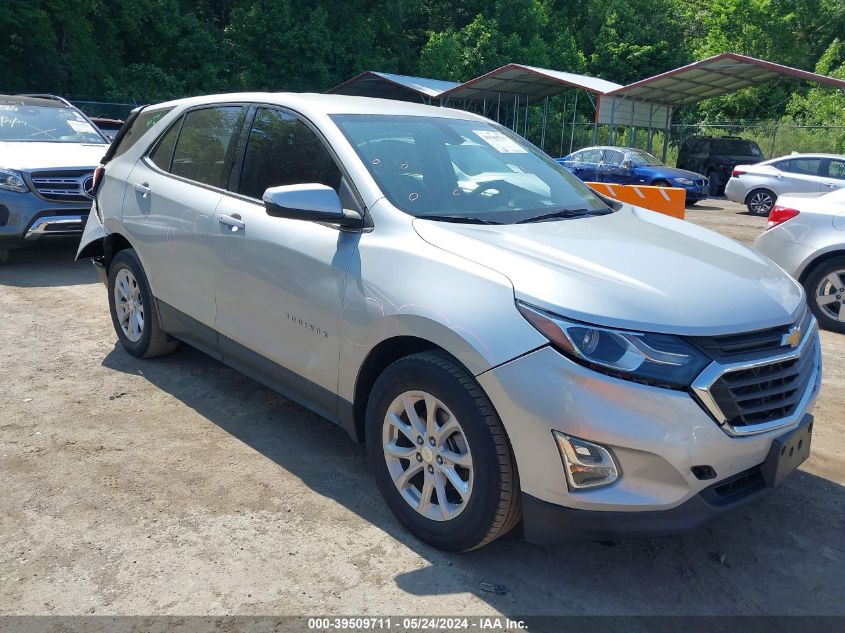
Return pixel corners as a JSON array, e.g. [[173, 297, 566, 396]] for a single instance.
[[0, 189, 91, 245], [524, 414, 813, 543], [681, 184, 709, 201], [476, 344, 820, 542]]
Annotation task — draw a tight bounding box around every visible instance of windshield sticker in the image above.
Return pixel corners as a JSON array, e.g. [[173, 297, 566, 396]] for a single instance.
[[66, 119, 94, 133], [473, 130, 528, 154]]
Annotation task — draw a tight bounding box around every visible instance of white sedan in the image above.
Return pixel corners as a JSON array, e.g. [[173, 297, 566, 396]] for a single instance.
[[754, 187, 845, 332], [725, 153, 845, 215]]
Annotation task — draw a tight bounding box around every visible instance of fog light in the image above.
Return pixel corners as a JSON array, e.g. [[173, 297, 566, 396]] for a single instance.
[[553, 431, 619, 490]]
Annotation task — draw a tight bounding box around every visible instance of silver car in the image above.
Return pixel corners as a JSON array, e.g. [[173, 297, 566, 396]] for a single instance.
[[725, 153, 845, 216], [78, 93, 821, 550], [754, 188, 845, 332]]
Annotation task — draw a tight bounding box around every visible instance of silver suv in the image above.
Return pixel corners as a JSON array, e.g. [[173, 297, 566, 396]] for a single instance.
[[78, 93, 822, 550], [0, 94, 109, 263]]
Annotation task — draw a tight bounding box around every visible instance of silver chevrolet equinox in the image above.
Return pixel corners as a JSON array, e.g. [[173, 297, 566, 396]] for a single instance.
[[77, 93, 822, 551]]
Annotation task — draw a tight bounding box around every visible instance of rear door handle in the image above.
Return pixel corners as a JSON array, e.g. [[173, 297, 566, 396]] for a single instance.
[[218, 214, 245, 231], [133, 182, 151, 198]]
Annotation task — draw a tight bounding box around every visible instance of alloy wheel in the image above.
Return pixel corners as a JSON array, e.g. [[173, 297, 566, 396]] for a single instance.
[[113, 268, 145, 342], [382, 390, 473, 521], [816, 269, 845, 323], [749, 191, 774, 215]]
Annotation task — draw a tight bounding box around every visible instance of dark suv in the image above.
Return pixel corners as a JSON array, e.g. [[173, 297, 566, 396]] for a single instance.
[[677, 136, 764, 195]]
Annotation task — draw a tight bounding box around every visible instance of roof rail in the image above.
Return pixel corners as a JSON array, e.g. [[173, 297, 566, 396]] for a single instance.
[[16, 93, 73, 107]]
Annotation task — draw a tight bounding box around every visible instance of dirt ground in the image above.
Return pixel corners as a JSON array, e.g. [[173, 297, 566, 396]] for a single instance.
[[1, 199, 843, 617]]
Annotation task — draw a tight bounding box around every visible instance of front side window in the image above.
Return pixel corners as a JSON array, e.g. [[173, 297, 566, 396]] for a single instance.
[[238, 108, 342, 200], [0, 101, 106, 144], [602, 150, 624, 165], [826, 159, 845, 180], [333, 114, 608, 223], [170, 106, 243, 187]]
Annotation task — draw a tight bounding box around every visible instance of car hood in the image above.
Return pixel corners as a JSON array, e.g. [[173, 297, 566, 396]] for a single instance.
[[0, 142, 107, 171], [640, 166, 705, 180], [413, 207, 804, 335]]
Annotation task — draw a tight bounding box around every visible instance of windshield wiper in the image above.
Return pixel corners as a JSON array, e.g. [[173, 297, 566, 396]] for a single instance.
[[515, 208, 610, 224], [418, 215, 502, 225]]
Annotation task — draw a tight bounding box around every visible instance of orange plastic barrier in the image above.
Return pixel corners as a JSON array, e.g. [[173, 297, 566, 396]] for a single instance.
[[585, 182, 686, 219]]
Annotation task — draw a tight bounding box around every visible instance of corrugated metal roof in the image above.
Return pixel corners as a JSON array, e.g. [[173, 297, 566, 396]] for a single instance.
[[327, 71, 459, 101], [606, 53, 845, 106], [438, 64, 623, 103]]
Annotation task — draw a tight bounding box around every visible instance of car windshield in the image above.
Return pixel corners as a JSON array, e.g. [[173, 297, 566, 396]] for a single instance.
[[332, 114, 609, 223], [626, 150, 663, 166], [711, 139, 762, 156], [0, 102, 106, 144]]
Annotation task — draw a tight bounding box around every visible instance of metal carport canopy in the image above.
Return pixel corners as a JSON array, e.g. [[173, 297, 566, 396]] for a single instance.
[[327, 71, 459, 102], [603, 52, 845, 107], [438, 63, 622, 104]]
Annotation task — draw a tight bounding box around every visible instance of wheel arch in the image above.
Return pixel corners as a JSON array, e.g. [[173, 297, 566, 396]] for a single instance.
[[798, 247, 845, 284], [349, 335, 476, 443]]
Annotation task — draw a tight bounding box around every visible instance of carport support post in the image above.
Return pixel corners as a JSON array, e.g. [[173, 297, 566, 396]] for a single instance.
[[559, 93, 568, 157], [513, 94, 519, 131], [540, 96, 548, 151], [496, 93, 501, 123], [647, 102, 654, 153], [661, 106, 671, 163], [571, 91, 580, 153], [524, 94, 529, 139]]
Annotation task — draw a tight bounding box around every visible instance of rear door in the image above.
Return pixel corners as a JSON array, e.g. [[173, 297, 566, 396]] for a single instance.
[[211, 105, 361, 415], [571, 149, 601, 181], [121, 105, 245, 329]]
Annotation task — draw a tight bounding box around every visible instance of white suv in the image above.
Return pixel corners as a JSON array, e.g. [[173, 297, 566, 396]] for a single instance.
[[725, 153, 845, 215], [78, 93, 821, 550]]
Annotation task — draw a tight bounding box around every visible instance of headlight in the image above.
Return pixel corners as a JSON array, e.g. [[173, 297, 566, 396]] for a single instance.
[[674, 178, 695, 186], [0, 168, 29, 193], [517, 302, 710, 387]]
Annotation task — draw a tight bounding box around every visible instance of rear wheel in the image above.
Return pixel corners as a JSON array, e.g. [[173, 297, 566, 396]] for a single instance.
[[803, 257, 845, 333], [108, 249, 178, 358], [746, 189, 776, 216], [366, 351, 521, 551]]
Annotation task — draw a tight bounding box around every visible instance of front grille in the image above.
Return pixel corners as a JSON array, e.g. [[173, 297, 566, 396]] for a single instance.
[[708, 339, 816, 429], [691, 308, 812, 361], [30, 170, 94, 203]]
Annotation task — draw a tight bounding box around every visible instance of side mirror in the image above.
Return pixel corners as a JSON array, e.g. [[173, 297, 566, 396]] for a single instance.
[[263, 183, 361, 227]]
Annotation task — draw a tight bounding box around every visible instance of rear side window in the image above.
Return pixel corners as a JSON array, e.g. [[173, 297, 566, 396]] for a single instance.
[[238, 108, 342, 200], [148, 118, 182, 171], [782, 158, 822, 176], [170, 106, 243, 187], [110, 108, 173, 159]]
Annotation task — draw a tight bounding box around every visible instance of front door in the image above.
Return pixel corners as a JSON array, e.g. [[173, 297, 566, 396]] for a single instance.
[[212, 107, 361, 418]]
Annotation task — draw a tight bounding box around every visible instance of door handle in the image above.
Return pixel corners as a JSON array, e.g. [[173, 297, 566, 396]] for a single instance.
[[218, 214, 245, 231], [133, 182, 151, 198]]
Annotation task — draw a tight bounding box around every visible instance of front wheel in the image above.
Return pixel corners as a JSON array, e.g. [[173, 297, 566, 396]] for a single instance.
[[366, 351, 521, 551], [107, 249, 178, 358], [803, 257, 845, 333]]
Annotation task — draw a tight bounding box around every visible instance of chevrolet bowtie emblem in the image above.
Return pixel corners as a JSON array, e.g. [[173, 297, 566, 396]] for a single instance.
[[782, 325, 801, 348]]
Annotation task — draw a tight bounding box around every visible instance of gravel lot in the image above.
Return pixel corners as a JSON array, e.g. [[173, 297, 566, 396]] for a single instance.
[[1, 199, 843, 617]]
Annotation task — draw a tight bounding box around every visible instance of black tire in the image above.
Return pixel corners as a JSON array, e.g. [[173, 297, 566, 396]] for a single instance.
[[707, 171, 721, 196], [652, 179, 671, 188], [686, 199, 700, 207], [107, 249, 178, 358], [802, 256, 845, 333], [745, 189, 776, 216], [0, 247, 10, 265], [365, 351, 521, 551]]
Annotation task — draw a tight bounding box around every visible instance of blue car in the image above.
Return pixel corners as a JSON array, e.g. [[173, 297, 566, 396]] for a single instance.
[[557, 146, 710, 203]]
